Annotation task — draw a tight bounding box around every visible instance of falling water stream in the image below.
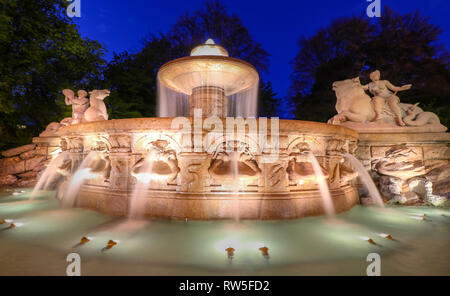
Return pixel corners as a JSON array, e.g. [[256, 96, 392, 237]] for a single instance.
[[30, 151, 69, 199], [308, 152, 335, 217], [230, 151, 240, 222], [344, 153, 384, 207], [128, 151, 155, 219], [61, 151, 100, 207]]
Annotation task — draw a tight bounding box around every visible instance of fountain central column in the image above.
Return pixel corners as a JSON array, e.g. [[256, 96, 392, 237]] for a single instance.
[[189, 86, 227, 117]]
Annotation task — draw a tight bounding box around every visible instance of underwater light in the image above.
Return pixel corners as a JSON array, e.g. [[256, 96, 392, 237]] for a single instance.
[[9, 222, 24, 229], [106, 240, 119, 249], [359, 236, 376, 245], [80, 237, 92, 244], [411, 213, 426, 217], [225, 247, 235, 259], [378, 233, 393, 240], [259, 246, 269, 258]]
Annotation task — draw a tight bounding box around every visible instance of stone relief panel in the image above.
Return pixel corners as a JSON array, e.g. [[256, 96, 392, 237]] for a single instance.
[[208, 140, 262, 191], [131, 140, 180, 189]]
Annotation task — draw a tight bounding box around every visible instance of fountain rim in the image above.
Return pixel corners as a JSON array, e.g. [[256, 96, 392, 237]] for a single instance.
[[57, 118, 359, 139], [157, 55, 260, 96]]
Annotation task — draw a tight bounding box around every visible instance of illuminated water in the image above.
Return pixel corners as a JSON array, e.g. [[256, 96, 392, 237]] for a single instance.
[[62, 151, 99, 207], [157, 80, 259, 117], [0, 189, 448, 275], [309, 152, 335, 217], [30, 151, 69, 199], [344, 153, 384, 206], [128, 152, 155, 219]]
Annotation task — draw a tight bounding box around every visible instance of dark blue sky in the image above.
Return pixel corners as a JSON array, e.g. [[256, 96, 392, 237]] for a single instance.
[[75, 0, 449, 100]]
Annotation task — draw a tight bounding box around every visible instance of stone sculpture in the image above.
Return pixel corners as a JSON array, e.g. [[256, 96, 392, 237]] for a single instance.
[[362, 70, 412, 126], [328, 72, 447, 132], [403, 103, 443, 127], [62, 89, 90, 125], [208, 141, 261, 182], [61, 89, 110, 125], [286, 143, 329, 184], [132, 140, 180, 183], [83, 89, 110, 122]]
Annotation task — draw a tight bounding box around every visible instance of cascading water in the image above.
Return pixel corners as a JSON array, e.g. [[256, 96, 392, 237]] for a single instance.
[[30, 151, 69, 199], [128, 151, 155, 219], [344, 153, 384, 207], [308, 152, 335, 217], [228, 85, 259, 118], [61, 151, 100, 207], [230, 150, 240, 222]]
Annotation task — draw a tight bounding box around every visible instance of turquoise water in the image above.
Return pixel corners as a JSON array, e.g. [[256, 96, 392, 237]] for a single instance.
[[0, 188, 448, 275]]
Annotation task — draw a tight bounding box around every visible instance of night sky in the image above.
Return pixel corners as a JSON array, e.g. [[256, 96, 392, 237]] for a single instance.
[[75, 0, 449, 102]]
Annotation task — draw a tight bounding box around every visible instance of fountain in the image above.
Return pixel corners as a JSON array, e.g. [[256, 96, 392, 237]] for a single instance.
[[0, 38, 448, 276], [52, 39, 360, 219]]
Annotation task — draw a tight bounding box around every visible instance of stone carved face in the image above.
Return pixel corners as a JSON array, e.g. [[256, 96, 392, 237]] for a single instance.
[[132, 140, 180, 184]]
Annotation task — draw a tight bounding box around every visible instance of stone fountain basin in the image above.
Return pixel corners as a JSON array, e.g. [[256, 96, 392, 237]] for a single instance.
[[57, 118, 360, 220]]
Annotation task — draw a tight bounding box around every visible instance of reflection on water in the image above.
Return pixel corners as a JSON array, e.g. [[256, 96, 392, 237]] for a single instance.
[[0, 189, 448, 275]]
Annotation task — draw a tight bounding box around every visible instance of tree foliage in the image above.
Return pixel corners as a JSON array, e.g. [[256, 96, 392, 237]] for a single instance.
[[258, 82, 280, 118], [291, 7, 450, 127], [0, 0, 105, 150], [103, 35, 183, 119]]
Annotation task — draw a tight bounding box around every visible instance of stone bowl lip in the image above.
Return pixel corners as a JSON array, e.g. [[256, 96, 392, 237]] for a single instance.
[[57, 118, 359, 139], [157, 55, 260, 96]]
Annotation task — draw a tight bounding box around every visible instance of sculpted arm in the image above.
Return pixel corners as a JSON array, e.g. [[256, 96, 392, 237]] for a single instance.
[[386, 81, 412, 92]]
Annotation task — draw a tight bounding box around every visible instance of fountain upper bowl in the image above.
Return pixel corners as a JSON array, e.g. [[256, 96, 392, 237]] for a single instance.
[[157, 55, 259, 96]]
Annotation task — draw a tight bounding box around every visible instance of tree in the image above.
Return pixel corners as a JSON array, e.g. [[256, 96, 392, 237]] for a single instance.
[[290, 7, 450, 127], [258, 82, 280, 118], [0, 0, 105, 150], [168, 0, 269, 74]]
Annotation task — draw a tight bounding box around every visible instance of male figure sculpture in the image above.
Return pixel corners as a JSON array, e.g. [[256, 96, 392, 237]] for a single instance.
[[362, 70, 412, 126], [62, 89, 89, 125]]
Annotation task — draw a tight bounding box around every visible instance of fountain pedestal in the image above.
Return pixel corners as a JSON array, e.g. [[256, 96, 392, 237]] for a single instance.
[[189, 86, 227, 117]]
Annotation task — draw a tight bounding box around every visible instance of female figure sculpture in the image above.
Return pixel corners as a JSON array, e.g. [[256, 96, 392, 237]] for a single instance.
[[362, 70, 412, 126]]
